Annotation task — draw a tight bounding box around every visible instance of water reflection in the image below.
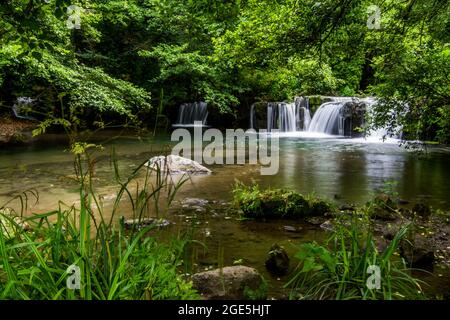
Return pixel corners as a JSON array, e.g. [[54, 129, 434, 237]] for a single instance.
[[0, 135, 449, 212]]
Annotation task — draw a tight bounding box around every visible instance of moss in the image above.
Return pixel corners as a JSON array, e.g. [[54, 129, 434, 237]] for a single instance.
[[233, 182, 334, 219], [309, 198, 334, 216]]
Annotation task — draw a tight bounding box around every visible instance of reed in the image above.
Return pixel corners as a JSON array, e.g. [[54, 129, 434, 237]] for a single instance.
[[0, 149, 198, 300], [285, 215, 428, 300]]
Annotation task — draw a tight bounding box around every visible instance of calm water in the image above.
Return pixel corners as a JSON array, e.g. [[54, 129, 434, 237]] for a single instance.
[[1, 132, 449, 298]]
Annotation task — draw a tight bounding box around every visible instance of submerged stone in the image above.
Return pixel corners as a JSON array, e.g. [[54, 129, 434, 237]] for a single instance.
[[123, 217, 171, 229], [283, 225, 302, 233]]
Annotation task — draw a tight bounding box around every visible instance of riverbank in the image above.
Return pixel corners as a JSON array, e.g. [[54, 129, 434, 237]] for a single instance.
[[0, 117, 35, 145]]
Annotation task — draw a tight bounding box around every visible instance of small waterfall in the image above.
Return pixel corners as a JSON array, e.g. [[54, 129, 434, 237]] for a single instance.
[[175, 102, 208, 126], [12, 97, 37, 121], [264, 97, 311, 132], [300, 107, 311, 131], [278, 103, 297, 132], [308, 102, 345, 135]]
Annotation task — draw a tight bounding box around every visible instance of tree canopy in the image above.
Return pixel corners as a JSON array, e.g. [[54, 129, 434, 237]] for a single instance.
[[1, 0, 449, 141]]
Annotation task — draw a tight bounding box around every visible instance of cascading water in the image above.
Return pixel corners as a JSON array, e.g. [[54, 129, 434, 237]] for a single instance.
[[174, 102, 209, 127], [308, 102, 345, 135], [264, 97, 311, 132], [300, 107, 311, 131], [12, 97, 37, 121], [254, 95, 399, 141], [278, 103, 297, 132]]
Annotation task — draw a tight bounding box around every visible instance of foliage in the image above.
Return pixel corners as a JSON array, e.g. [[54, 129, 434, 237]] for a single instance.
[[286, 216, 427, 300], [232, 182, 334, 219], [0, 151, 198, 300], [1, 0, 449, 141]]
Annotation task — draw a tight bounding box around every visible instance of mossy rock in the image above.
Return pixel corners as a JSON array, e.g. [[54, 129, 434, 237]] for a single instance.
[[233, 183, 333, 219], [238, 189, 310, 219], [309, 198, 334, 216]]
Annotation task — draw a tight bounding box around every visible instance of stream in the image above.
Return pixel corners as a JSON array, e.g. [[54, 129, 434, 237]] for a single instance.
[[1, 131, 449, 298]]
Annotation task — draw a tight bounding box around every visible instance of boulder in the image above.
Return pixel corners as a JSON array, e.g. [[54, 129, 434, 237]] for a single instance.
[[400, 234, 435, 268], [146, 155, 212, 175], [265, 244, 290, 276], [191, 266, 266, 300], [320, 220, 334, 232]]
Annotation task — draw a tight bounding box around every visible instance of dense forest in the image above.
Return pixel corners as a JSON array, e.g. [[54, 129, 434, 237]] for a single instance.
[[0, 0, 449, 142]]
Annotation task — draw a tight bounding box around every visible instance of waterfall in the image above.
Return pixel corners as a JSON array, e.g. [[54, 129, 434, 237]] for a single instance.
[[300, 107, 311, 131], [175, 102, 208, 126], [12, 97, 37, 121], [278, 103, 297, 132], [264, 97, 311, 132], [308, 102, 345, 135]]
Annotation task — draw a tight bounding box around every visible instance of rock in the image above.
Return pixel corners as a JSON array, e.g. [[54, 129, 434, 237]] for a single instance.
[[306, 217, 325, 226], [191, 266, 266, 300], [182, 198, 209, 207], [282, 225, 302, 233], [146, 155, 212, 175], [265, 244, 290, 276], [400, 234, 435, 268], [412, 203, 432, 220], [123, 217, 170, 230], [320, 220, 334, 231]]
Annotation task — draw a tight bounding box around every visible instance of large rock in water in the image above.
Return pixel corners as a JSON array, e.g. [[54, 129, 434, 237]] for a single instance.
[[265, 244, 290, 276], [191, 266, 265, 300], [146, 155, 212, 175]]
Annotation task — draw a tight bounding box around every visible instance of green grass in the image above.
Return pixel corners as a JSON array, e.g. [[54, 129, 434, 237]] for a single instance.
[[0, 150, 198, 300], [285, 215, 428, 300]]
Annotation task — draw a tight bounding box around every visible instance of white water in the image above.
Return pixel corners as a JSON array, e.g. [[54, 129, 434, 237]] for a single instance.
[[308, 102, 344, 135], [12, 97, 37, 121], [265, 97, 311, 132], [175, 102, 208, 126], [278, 103, 297, 132], [301, 107, 311, 131]]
